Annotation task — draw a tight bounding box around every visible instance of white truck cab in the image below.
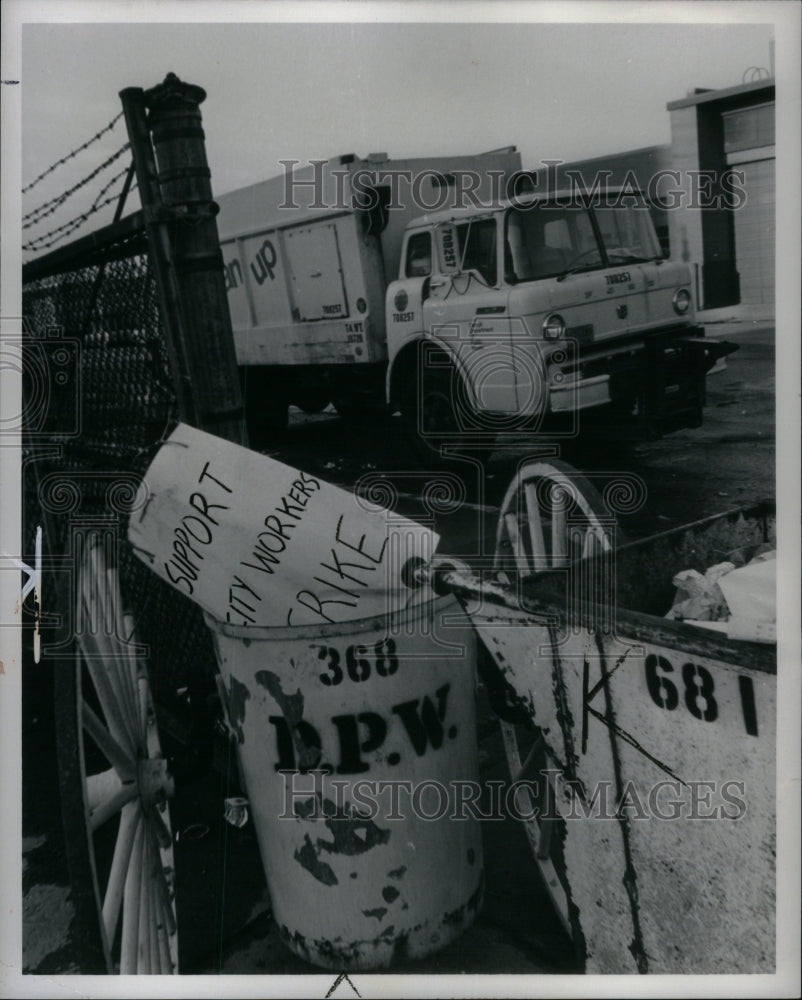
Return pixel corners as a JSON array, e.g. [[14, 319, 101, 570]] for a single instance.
[[386, 190, 734, 453]]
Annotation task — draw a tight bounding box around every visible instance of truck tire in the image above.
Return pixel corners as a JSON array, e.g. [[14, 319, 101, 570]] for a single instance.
[[397, 343, 495, 468], [332, 390, 387, 421], [239, 368, 288, 447], [331, 397, 361, 420], [293, 389, 331, 415]]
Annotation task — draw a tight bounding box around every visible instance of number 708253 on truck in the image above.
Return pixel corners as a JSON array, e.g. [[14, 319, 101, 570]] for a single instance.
[[216, 151, 736, 459]]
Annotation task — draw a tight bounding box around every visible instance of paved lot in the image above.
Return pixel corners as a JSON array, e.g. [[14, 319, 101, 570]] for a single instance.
[[20, 319, 776, 982]]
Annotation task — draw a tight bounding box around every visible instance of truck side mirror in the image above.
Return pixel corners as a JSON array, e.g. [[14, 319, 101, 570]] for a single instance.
[[436, 224, 461, 276]]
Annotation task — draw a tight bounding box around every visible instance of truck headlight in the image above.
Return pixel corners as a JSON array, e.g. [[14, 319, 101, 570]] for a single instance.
[[542, 313, 565, 339], [673, 288, 692, 315]]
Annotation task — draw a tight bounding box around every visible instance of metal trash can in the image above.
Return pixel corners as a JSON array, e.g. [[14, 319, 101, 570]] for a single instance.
[[205, 593, 483, 970]]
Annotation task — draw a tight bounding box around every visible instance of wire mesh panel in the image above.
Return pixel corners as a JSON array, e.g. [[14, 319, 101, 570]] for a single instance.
[[22, 231, 217, 698]]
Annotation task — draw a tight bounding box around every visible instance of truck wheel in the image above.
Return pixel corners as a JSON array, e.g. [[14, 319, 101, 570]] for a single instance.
[[293, 390, 331, 415], [332, 390, 387, 421], [398, 344, 495, 467], [239, 368, 288, 447], [331, 397, 361, 420]]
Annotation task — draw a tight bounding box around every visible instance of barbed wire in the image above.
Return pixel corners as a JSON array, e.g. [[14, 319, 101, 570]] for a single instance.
[[22, 143, 132, 229], [23, 170, 138, 254], [22, 110, 125, 195]]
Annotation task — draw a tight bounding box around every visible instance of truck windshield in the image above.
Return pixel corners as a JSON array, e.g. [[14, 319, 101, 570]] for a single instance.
[[593, 203, 662, 264], [505, 203, 601, 282], [504, 198, 661, 283]]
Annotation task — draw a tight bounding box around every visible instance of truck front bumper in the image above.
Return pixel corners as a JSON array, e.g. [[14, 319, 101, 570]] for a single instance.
[[547, 331, 739, 432]]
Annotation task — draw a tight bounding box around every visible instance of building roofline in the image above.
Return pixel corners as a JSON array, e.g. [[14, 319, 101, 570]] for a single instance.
[[534, 143, 672, 172], [667, 77, 775, 111]]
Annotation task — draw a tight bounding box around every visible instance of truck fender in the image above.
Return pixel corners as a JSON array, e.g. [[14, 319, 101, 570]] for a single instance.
[[387, 335, 479, 413]]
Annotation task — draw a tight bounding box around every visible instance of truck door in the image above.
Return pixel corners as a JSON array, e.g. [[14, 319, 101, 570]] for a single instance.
[[423, 218, 518, 415], [283, 223, 349, 321], [390, 230, 433, 337]]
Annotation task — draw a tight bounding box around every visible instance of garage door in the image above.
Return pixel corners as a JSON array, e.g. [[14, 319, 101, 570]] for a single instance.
[[731, 156, 775, 307]]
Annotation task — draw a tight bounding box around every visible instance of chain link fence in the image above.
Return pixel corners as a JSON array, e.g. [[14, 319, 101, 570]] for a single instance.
[[22, 221, 217, 700], [19, 83, 253, 976]]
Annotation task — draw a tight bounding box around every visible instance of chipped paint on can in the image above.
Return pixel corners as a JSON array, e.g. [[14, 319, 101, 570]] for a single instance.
[[207, 594, 483, 970], [469, 597, 775, 974]]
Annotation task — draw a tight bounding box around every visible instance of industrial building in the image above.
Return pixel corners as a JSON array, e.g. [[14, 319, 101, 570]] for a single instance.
[[667, 77, 775, 311], [538, 76, 775, 314]]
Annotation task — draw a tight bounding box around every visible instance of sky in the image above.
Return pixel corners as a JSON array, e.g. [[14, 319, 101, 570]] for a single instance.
[[14, 10, 779, 259]]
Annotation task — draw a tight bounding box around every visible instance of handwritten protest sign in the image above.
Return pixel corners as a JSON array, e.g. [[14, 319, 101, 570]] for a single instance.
[[127, 424, 439, 628]]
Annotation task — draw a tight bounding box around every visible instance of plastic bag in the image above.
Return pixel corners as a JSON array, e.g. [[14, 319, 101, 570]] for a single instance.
[[666, 550, 776, 643]]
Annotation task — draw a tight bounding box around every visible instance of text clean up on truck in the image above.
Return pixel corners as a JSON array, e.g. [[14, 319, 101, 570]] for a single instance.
[[216, 151, 735, 459]]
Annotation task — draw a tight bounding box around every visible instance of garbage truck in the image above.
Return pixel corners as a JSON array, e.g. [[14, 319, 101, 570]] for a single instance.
[[216, 151, 734, 457]]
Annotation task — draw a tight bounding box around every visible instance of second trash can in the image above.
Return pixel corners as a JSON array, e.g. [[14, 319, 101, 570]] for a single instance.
[[207, 592, 483, 971]]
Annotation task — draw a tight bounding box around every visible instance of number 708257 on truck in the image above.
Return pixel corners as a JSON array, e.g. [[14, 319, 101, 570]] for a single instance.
[[216, 151, 736, 460]]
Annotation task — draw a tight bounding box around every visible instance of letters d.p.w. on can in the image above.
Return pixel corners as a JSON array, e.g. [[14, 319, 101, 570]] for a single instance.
[[207, 594, 483, 970]]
